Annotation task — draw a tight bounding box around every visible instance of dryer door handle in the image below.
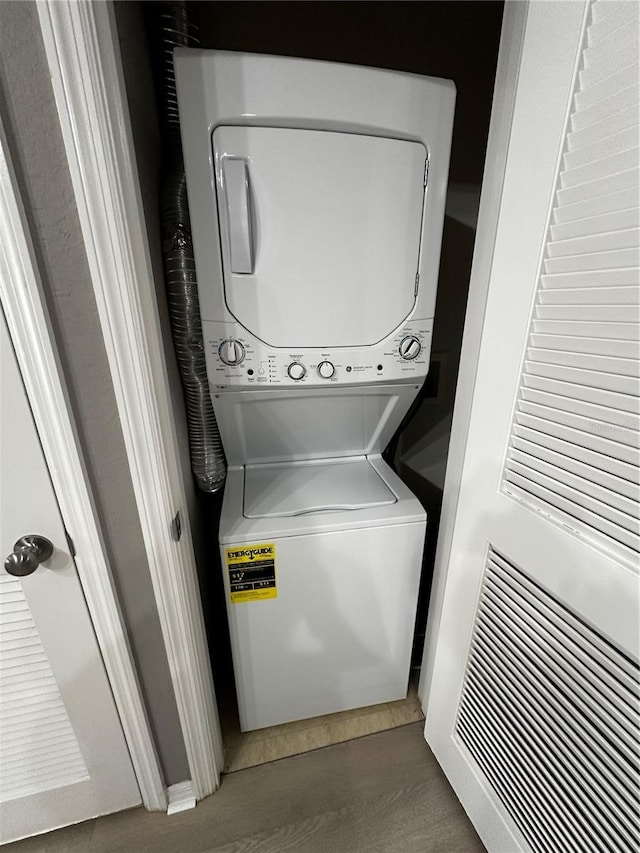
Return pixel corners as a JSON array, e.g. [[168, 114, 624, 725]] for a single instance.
[[222, 158, 254, 274]]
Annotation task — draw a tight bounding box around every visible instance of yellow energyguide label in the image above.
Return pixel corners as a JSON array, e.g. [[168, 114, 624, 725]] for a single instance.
[[225, 543, 277, 603]]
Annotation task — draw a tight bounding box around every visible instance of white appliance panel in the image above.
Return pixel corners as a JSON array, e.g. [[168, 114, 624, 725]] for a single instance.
[[244, 457, 396, 518], [220, 520, 425, 731], [213, 126, 426, 348], [202, 319, 433, 389], [174, 50, 455, 330], [212, 384, 420, 466]]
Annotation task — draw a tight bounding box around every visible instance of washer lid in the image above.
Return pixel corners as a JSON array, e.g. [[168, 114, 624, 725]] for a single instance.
[[213, 126, 426, 348], [243, 457, 396, 519]]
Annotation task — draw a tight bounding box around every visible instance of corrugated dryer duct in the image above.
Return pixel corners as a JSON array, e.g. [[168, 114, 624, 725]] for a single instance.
[[151, 0, 226, 493]]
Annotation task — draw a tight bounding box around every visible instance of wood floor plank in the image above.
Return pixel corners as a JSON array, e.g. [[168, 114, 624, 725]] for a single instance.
[[5, 723, 484, 853], [209, 779, 482, 853], [223, 673, 425, 772], [4, 816, 95, 852]]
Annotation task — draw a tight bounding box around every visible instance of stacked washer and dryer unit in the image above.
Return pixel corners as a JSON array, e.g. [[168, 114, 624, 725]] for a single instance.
[[175, 50, 455, 731]]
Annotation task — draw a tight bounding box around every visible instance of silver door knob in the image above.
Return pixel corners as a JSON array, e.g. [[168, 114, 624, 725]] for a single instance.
[[4, 535, 54, 577]]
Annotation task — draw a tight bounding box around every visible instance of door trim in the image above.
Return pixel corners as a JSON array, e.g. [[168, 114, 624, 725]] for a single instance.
[[0, 118, 166, 811], [418, 0, 529, 707], [36, 1, 224, 799]]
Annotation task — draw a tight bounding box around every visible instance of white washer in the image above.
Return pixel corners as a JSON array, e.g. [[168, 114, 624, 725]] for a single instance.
[[220, 457, 425, 731], [175, 50, 455, 730]]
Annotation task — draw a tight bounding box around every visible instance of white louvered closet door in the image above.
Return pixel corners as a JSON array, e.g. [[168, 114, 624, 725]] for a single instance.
[[425, 3, 639, 852], [0, 304, 140, 843]]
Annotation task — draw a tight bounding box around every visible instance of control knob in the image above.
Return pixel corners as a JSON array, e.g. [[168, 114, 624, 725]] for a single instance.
[[317, 361, 335, 379], [219, 339, 245, 366], [399, 335, 421, 360], [287, 362, 306, 381]]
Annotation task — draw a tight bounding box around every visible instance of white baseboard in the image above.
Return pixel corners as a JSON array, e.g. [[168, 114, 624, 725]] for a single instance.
[[167, 781, 197, 816]]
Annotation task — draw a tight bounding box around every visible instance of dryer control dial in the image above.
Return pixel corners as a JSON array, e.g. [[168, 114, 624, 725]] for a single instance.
[[399, 335, 421, 360], [317, 361, 335, 379], [219, 339, 246, 366], [287, 362, 306, 381]]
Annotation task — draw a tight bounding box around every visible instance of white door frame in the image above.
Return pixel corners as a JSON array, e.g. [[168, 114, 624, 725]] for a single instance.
[[36, 0, 224, 801], [418, 0, 529, 705], [34, 0, 525, 798], [0, 116, 166, 810]]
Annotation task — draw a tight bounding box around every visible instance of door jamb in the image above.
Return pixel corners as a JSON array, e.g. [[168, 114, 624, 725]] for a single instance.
[[0, 116, 167, 812], [418, 0, 530, 708], [33, 0, 530, 779], [36, 0, 224, 800]]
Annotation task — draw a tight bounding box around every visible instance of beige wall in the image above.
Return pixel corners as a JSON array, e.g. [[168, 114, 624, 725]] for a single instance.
[[0, 1, 188, 786]]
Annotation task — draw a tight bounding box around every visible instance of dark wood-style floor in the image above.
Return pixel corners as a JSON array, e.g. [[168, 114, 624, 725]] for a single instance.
[[8, 723, 484, 853]]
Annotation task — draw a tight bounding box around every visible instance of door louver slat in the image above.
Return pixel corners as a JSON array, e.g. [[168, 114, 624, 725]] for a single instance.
[[481, 592, 639, 755], [564, 128, 640, 171], [544, 246, 639, 273], [508, 455, 638, 529], [511, 435, 640, 503], [520, 386, 640, 429], [523, 361, 638, 397], [514, 412, 638, 465], [532, 318, 639, 342], [581, 30, 638, 83], [590, 0, 639, 31], [550, 208, 639, 241], [569, 86, 639, 134], [574, 67, 640, 119], [455, 551, 640, 853], [461, 687, 631, 853], [541, 267, 637, 287], [463, 669, 637, 853], [552, 188, 638, 226], [473, 624, 640, 794], [556, 168, 639, 207], [547, 225, 640, 257], [0, 576, 89, 803], [513, 421, 636, 487], [536, 305, 636, 322], [517, 401, 639, 449], [567, 104, 638, 152], [502, 0, 640, 565], [484, 575, 639, 730], [458, 716, 597, 853], [504, 475, 638, 551], [560, 147, 640, 189], [461, 680, 636, 853], [528, 345, 638, 373], [538, 285, 638, 305], [522, 372, 639, 414]]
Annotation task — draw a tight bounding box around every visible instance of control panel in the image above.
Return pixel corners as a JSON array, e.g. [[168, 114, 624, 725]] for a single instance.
[[202, 319, 434, 389]]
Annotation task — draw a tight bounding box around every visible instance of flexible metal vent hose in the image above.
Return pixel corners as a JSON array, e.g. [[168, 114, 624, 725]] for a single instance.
[[152, 1, 226, 493]]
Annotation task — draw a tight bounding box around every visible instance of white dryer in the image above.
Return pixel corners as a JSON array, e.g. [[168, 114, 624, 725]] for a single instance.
[[175, 50, 455, 730]]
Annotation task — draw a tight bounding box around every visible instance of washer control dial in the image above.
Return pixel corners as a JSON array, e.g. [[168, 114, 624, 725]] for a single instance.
[[317, 360, 335, 379], [219, 339, 245, 366], [287, 362, 306, 381], [399, 335, 421, 360]]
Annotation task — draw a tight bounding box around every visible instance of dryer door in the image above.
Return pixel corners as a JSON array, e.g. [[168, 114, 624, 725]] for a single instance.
[[213, 127, 426, 349]]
